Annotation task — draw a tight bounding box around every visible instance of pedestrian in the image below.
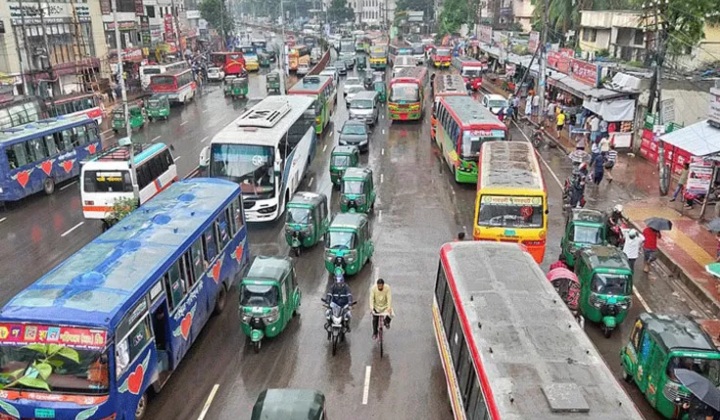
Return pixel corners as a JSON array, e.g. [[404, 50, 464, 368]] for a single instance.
[[455, 232, 466, 241], [590, 138, 601, 166], [599, 135, 610, 156], [605, 144, 618, 183], [592, 153, 605, 185], [599, 118, 609, 138], [512, 96, 520, 121], [545, 101, 555, 127], [622, 229, 644, 273], [642, 226, 661, 273], [524, 97, 532, 119], [505, 105, 514, 123], [497, 108, 505, 122], [575, 131, 587, 151], [670, 162, 690, 202], [532, 94, 540, 118], [556, 111, 566, 136], [589, 115, 600, 143]]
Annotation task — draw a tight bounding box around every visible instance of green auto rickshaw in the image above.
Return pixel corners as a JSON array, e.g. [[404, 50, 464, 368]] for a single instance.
[[259, 52, 271, 68], [251, 389, 327, 420], [266, 71, 281, 94], [111, 104, 145, 133], [330, 146, 360, 187], [239, 256, 301, 353], [373, 80, 386, 103], [620, 314, 720, 419], [231, 77, 249, 99], [340, 167, 376, 213], [560, 208, 607, 268], [145, 94, 170, 121], [357, 55, 367, 71], [285, 191, 330, 256], [575, 245, 633, 338], [223, 75, 237, 96], [324, 212, 374, 276]]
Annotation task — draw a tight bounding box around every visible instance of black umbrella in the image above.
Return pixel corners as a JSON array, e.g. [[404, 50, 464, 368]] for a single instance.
[[674, 368, 720, 411], [645, 217, 673, 231], [707, 218, 720, 233]]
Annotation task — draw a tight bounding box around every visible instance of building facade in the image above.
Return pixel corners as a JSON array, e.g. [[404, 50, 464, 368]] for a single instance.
[[348, 0, 395, 27]]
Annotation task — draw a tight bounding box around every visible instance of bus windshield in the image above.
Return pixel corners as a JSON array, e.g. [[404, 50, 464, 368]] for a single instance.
[[478, 195, 544, 228], [390, 83, 420, 102], [0, 345, 109, 394], [461, 131, 504, 159], [436, 49, 451, 56], [142, 67, 161, 75], [463, 68, 482, 78], [209, 144, 275, 199], [83, 170, 133, 193]]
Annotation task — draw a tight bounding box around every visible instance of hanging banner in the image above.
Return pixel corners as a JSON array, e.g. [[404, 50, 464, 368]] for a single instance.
[[479, 25, 493, 44], [687, 157, 714, 196], [505, 63, 516, 76], [528, 31, 539, 53], [569, 58, 600, 87]]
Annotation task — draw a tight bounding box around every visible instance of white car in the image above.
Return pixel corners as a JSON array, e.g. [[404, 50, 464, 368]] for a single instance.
[[297, 63, 311, 76], [320, 68, 339, 84], [343, 77, 362, 96], [207, 67, 225, 82], [345, 86, 364, 105], [481, 94, 509, 115]]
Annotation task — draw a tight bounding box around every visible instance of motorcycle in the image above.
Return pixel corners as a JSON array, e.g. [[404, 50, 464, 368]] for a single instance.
[[563, 177, 586, 211], [532, 128, 545, 149], [322, 299, 357, 356], [607, 219, 628, 248]]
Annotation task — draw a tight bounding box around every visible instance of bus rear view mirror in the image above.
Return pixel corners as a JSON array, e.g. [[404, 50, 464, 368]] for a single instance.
[[199, 146, 210, 168]]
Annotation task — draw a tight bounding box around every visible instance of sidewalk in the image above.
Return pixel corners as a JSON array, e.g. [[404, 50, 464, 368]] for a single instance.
[[482, 75, 720, 315]]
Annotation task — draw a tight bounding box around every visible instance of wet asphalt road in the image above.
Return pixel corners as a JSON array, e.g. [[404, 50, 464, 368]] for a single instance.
[[0, 61, 712, 419]]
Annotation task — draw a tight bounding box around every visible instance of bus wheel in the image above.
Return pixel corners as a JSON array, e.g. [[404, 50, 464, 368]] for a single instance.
[[43, 178, 55, 195], [135, 392, 148, 419], [213, 283, 227, 315]]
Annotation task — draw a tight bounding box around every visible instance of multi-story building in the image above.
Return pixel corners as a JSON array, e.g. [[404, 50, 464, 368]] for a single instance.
[[0, 1, 107, 96], [347, 0, 395, 27], [479, 0, 533, 32]]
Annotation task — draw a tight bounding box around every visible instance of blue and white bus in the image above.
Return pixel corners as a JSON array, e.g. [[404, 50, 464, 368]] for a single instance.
[[237, 45, 259, 71], [201, 95, 317, 222], [0, 178, 249, 420], [0, 115, 101, 201]]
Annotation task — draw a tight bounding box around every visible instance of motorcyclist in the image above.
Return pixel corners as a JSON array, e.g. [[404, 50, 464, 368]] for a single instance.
[[325, 274, 353, 330], [569, 177, 586, 209], [532, 126, 545, 148], [608, 204, 627, 227], [607, 204, 628, 246]]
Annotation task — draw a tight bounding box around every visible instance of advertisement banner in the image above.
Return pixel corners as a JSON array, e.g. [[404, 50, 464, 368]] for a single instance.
[[164, 14, 174, 34], [479, 25, 493, 44], [135, 0, 144, 16], [547, 52, 571, 74], [569, 58, 600, 87], [687, 157, 714, 195], [100, 0, 111, 15], [0, 323, 108, 349], [528, 31, 539, 53]]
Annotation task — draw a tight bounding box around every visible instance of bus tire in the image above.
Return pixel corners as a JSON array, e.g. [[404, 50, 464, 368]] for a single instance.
[[43, 178, 55, 195], [135, 392, 148, 419], [213, 283, 228, 315]]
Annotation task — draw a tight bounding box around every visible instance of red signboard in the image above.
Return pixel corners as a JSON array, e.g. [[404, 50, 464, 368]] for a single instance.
[[569, 59, 600, 87], [164, 14, 174, 35], [135, 0, 144, 16], [528, 31, 539, 53], [0, 323, 108, 349]]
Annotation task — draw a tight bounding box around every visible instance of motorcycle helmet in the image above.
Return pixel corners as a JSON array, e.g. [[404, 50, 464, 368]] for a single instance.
[[613, 204, 623, 213], [628, 229, 638, 239]]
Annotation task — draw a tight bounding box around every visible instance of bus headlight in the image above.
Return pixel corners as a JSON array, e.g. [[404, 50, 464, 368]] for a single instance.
[[258, 205, 277, 214]]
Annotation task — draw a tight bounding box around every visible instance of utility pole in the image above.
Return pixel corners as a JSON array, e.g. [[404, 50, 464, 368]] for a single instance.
[[18, 0, 33, 95], [170, 0, 183, 56], [38, 0, 56, 106], [538, 0, 550, 122], [279, 0, 287, 94], [645, 0, 667, 119], [12, 1, 29, 95]]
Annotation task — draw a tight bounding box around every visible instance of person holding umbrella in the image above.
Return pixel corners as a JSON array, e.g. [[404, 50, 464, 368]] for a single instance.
[[674, 368, 720, 420], [642, 217, 673, 273]]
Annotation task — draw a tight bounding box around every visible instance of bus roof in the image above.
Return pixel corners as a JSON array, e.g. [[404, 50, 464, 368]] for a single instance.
[[434, 74, 469, 97], [441, 96, 503, 127], [0, 115, 92, 147], [0, 178, 240, 330], [211, 96, 314, 147], [479, 141, 544, 190], [83, 143, 168, 167], [440, 241, 643, 419], [391, 67, 426, 82], [288, 75, 333, 94]]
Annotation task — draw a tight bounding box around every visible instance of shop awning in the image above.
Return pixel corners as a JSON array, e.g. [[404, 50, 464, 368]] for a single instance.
[[548, 73, 591, 98], [583, 98, 635, 122], [585, 87, 626, 100], [659, 120, 720, 157]]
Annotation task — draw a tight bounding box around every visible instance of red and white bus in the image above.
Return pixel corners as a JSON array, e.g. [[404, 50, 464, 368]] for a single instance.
[[46, 92, 104, 125], [431, 74, 468, 140], [431, 46, 452, 68], [451, 56, 487, 91], [388, 66, 428, 121], [433, 241, 644, 419], [149, 69, 197, 104]]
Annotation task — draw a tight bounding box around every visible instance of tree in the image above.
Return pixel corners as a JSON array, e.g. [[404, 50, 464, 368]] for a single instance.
[[395, 0, 434, 20], [438, 0, 471, 35], [199, 0, 235, 40], [328, 0, 354, 23]]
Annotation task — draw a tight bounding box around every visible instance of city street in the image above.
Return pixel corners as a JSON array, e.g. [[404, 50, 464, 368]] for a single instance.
[[0, 64, 712, 419]]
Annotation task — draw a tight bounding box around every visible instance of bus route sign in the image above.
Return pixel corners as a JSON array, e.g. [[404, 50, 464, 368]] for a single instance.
[[0, 323, 107, 349]]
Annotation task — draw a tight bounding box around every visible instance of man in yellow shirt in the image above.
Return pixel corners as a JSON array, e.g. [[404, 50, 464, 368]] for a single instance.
[[370, 279, 392, 340], [556, 111, 566, 136]]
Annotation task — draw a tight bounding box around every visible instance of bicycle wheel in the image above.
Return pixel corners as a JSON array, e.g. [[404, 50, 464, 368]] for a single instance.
[[379, 325, 384, 358]]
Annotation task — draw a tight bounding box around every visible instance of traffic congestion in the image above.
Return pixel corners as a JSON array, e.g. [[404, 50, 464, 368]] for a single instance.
[[0, 18, 717, 420]]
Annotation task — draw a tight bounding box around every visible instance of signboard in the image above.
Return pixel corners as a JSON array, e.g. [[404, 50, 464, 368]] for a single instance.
[[104, 21, 137, 31], [528, 31, 539, 53], [135, 0, 144, 15], [709, 87, 720, 127], [687, 157, 714, 195], [0, 323, 108, 349], [164, 14, 174, 34], [8, 3, 91, 24], [660, 98, 675, 125], [479, 25, 493, 44], [569, 58, 600, 87], [100, 0, 111, 15], [186, 10, 201, 19], [480, 195, 543, 206]]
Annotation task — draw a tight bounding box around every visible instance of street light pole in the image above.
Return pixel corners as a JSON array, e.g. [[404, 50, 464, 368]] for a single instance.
[[37, 0, 56, 108], [538, 0, 550, 122], [111, 0, 138, 197], [278, 0, 287, 95]]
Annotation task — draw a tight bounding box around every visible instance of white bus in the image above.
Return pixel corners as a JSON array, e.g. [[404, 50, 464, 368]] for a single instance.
[[80, 142, 178, 229], [139, 61, 189, 90], [200, 96, 317, 222]]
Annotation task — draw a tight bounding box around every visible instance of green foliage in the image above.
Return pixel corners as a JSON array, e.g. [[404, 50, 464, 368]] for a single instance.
[[438, 0, 471, 35], [199, 0, 235, 38], [106, 196, 139, 228], [596, 48, 610, 57], [328, 0, 354, 23], [0, 344, 81, 392], [657, 1, 720, 55], [395, 0, 434, 19], [531, 0, 638, 42]]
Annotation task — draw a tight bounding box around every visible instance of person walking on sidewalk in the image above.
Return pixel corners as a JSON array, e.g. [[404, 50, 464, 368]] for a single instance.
[[532, 93, 540, 118], [512, 96, 520, 121], [556, 111, 566, 137], [622, 229, 644, 273], [670, 163, 690, 202], [589, 115, 600, 143], [642, 226, 662, 273], [524, 97, 532, 120], [592, 153, 605, 186], [605, 144, 618, 183]]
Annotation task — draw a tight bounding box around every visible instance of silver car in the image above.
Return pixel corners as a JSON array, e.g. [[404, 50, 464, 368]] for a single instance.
[[349, 91, 379, 125], [338, 120, 370, 152]]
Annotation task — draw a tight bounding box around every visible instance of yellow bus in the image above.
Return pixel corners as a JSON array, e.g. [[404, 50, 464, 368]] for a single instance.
[[473, 141, 547, 263], [289, 45, 311, 71]]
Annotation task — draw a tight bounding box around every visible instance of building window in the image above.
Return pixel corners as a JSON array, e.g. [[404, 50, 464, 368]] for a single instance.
[[146, 5, 156, 18], [582, 28, 597, 43], [633, 30, 644, 46]]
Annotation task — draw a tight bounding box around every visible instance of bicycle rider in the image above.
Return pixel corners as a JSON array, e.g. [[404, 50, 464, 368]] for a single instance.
[[370, 278, 392, 340]]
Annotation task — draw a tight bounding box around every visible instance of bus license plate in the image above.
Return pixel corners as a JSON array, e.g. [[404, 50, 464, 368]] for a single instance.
[[503, 229, 516, 237], [35, 408, 55, 418]]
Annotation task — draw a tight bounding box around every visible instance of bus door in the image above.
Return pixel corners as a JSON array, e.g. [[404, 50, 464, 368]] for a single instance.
[[150, 297, 173, 378]]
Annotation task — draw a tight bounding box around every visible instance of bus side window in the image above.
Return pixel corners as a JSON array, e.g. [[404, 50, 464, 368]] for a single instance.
[[203, 226, 218, 262], [11, 143, 29, 167], [85, 124, 99, 144], [73, 125, 87, 147], [44, 134, 59, 156], [137, 164, 152, 190], [216, 209, 230, 250], [232, 196, 244, 233], [163, 149, 174, 168], [26, 137, 48, 163], [190, 238, 205, 281], [5, 147, 18, 169], [164, 260, 186, 310]]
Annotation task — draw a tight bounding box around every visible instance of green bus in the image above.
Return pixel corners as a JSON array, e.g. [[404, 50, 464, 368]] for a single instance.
[[288, 75, 337, 135]]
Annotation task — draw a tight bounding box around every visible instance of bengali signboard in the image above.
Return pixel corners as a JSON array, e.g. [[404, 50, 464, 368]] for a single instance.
[[479, 25, 493, 44], [709, 88, 720, 127], [164, 14, 175, 42], [528, 31, 539, 53], [135, 0, 144, 15], [8, 2, 91, 24], [0, 323, 108, 349], [100, 0, 111, 15], [569, 58, 600, 87], [687, 157, 714, 195]]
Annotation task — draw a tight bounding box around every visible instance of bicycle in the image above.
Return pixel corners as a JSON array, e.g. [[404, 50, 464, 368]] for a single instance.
[[374, 311, 390, 358]]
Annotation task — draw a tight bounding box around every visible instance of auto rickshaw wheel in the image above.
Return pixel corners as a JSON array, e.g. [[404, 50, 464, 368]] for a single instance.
[[213, 284, 227, 315], [148, 116, 153, 122], [603, 325, 612, 338], [253, 340, 261, 353], [43, 178, 55, 195], [293, 247, 301, 257]]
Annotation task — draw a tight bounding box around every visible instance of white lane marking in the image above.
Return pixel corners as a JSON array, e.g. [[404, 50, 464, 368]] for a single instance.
[[60, 180, 78, 191], [0, 217, 6, 223], [378, 209, 382, 222], [101, 129, 113, 136], [362, 365, 372, 405], [202, 108, 209, 113], [151, 135, 161, 143], [180, 120, 188, 126], [380, 174, 384, 184], [633, 286, 651, 313], [308, 177, 314, 187], [323, 144, 327, 152], [381, 148, 385, 156], [201, 136, 209, 143], [382, 129, 385, 134], [61, 222, 84, 238], [174, 156, 182, 162], [197, 384, 220, 420]]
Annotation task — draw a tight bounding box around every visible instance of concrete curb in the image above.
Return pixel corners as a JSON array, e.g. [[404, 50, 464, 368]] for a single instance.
[[626, 219, 720, 316]]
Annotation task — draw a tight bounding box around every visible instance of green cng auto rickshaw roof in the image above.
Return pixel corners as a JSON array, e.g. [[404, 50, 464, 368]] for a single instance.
[[330, 212, 367, 231], [342, 167, 372, 181], [569, 208, 606, 224], [251, 389, 325, 420], [333, 145, 360, 156], [639, 312, 718, 354], [245, 256, 293, 282], [288, 191, 324, 209], [578, 245, 631, 272]]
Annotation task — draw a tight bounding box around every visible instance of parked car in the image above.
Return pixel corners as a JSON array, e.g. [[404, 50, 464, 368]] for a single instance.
[[338, 120, 370, 151], [207, 67, 225, 82], [481, 94, 509, 115]]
